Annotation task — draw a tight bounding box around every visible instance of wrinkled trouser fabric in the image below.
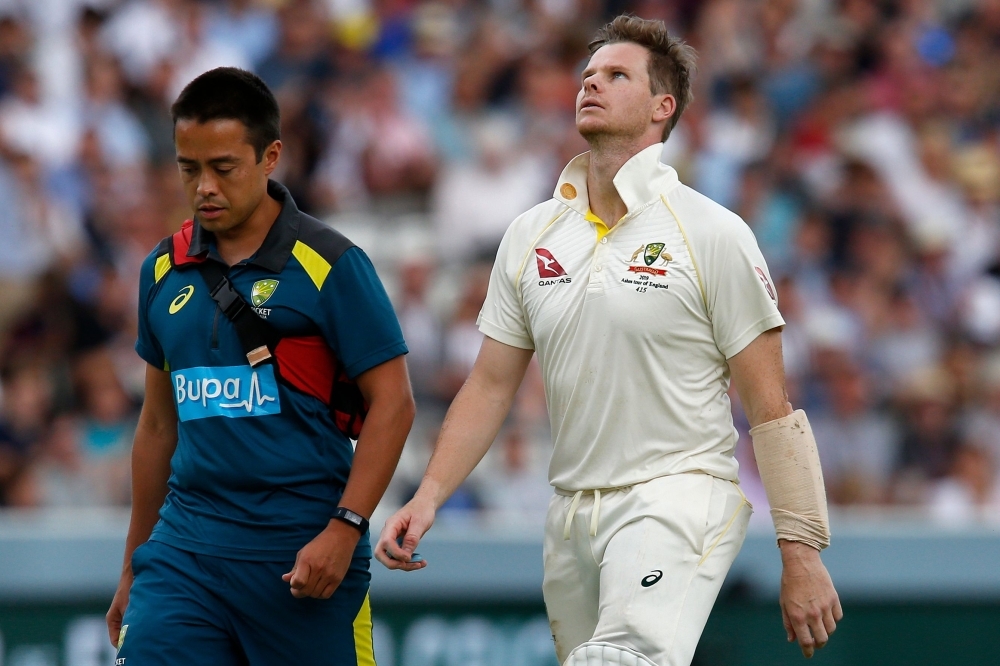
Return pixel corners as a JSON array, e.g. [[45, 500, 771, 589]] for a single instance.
[[543, 473, 751, 666]]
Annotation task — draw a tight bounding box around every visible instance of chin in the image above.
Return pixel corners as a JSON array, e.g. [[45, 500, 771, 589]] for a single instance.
[[195, 215, 231, 233], [577, 119, 609, 140]]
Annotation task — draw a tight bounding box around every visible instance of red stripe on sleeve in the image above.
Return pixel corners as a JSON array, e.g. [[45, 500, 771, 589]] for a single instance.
[[274, 336, 336, 403]]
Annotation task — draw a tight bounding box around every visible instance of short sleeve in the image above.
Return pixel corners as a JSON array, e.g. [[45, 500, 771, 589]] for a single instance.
[[135, 249, 166, 369], [317, 247, 407, 378], [705, 221, 785, 359], [477, 226, 534, 350]]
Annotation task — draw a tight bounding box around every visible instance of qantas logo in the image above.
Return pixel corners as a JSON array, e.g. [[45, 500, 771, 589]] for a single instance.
[[536, 249, 567, 278]]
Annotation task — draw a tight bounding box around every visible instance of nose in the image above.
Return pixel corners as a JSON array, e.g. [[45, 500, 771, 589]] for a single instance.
[[581, 71, 602, 94], [196, 171, 218, 199]]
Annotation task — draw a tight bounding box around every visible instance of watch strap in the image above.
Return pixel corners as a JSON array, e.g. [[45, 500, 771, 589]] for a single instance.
[[331, 506, 369, 534]]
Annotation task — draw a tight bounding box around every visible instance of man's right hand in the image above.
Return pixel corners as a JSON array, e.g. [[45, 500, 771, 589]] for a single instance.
[[374, 338, 534, 572], [374, 496, 435, 571], [106, 572, 132, 648]]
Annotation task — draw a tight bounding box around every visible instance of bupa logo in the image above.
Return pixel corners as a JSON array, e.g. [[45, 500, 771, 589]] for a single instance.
[[171, 365, 281, 422]]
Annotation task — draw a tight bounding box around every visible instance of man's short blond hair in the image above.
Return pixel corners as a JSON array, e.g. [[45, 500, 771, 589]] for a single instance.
[[588, 15, 696, 141]]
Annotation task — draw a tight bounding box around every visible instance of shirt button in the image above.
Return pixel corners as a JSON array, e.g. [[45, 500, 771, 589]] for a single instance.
[[596, 265, 602, 271], [601, 237, 608, 244]]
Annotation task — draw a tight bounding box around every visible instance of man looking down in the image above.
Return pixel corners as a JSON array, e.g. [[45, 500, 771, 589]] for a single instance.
[[107, 67, 413, 665]]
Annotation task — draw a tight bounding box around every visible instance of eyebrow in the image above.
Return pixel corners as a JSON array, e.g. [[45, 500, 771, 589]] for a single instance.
[[581, 63, 632, 80], [176, 155, 242, 165]]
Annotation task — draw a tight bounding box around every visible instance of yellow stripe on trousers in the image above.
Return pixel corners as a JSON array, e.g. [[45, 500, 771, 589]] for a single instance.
[[354, 593, 376, 666]]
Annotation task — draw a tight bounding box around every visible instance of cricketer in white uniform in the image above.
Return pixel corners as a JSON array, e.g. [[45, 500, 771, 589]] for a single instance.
[[377, 15, 842, 666]]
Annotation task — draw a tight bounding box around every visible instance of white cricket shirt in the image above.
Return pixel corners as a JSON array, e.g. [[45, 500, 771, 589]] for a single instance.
[[477, 143, 785, 491]]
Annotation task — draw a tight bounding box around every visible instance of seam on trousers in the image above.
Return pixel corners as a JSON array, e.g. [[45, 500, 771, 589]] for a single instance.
[[698, 483, 750, 567], [621, 517, 651, 635], [661, 547, 701, 664], [696, 476, 716, 559]]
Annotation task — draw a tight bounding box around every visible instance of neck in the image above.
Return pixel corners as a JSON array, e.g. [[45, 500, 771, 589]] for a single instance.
[[214, 193, 281, 266], [585, 136, 658, 227]]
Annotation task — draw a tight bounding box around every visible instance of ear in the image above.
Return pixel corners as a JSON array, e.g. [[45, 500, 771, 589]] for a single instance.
[[262, 140, 282, 176], [652, 93, 676, 126]]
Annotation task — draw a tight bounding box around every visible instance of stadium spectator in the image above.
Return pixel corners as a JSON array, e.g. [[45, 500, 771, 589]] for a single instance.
[[3, 0, 1000, 523], [0, 362, 54, 506], [204, 0, 279, 68], [432, 115, 550, 257], [395, 253, 442, 404], [81, 54, 150, 168], [812, 363, 900, 505], [478, 427, 551, 521], [438, 261, 491, 402], [0, 65, 80, 169], [256, 0, 334, 91], [928, 443, 1000, 524]]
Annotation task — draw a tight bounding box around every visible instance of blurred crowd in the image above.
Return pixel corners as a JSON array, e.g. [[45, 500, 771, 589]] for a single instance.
[[2, 0, 1000, 525]]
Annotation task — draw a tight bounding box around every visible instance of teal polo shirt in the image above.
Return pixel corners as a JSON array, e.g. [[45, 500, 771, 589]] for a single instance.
[[135, 180, 407, 561]]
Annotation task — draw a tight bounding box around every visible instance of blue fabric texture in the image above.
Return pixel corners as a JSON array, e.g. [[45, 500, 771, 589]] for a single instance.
[[135, 181, 406, 561], [118, 540, 371, 665]]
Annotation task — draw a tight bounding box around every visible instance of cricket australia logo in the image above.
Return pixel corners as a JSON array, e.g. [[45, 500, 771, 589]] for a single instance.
[[251, 279, 278, 307], [623, 242, 672, 293], [251, 279, 278, 317], [627, 242, 671, 276], [171, 365, 281, 421], [535, 248, 572, 286]]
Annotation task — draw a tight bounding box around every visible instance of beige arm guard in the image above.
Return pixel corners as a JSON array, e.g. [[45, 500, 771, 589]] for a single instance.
[[749, 409, 830, 550]]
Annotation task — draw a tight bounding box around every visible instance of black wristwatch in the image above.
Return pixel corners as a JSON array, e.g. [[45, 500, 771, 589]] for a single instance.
[[331, 507, 369, 534]]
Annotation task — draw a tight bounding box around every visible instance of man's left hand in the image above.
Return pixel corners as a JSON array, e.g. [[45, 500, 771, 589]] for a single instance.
[[282, 519, 361, 599], [779, 540, 843, 658]]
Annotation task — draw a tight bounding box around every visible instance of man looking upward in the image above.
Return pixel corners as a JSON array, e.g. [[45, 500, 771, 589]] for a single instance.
[[377, 16, 841, 666], [106, 68, 414, 664]]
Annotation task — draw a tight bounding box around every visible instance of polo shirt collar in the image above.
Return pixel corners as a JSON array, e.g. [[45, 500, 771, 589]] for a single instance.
[[553, 142, 680, 217], [187, 179, 300, 272]]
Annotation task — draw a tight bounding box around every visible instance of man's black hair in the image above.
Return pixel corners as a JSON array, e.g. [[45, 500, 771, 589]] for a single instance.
[[171, 67, 280, 162]]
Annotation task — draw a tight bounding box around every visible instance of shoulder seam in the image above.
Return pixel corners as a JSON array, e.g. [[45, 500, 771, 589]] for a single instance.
[[660, 193, 709, 317], [514, 207, 571, 298], [295, 214, 356, 266], [153, 238, 172, 283]]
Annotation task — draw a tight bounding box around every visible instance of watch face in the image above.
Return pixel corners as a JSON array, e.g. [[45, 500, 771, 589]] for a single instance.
[[336, 508, 363, 526]]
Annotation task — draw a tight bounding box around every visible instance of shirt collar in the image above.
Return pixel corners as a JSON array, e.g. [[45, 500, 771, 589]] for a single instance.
[[187, 180, 300, 272], [552, 143, 680, 217]]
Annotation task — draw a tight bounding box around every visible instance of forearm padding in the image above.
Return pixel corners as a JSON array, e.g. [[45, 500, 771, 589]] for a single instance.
[[749, 409, 830, 550]]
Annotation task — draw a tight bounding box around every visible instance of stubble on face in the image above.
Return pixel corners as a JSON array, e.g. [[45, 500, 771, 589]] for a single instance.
[[576, 42, 659, 147], [174, 118, 268, 237]]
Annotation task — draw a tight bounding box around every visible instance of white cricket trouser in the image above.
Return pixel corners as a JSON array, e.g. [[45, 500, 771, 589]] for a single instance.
[[542, 473, 752, 666]]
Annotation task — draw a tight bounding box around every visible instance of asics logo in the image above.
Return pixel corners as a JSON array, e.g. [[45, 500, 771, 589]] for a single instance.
[[171, 365, 281, 421], [640, 570, 663, 587], [169, 285, 195, 314]]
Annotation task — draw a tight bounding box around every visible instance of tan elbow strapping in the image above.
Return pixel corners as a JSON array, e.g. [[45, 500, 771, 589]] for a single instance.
[[750, 409, 830, 550]]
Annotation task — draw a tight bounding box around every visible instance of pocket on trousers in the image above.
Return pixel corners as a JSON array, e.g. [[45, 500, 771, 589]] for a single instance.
[[697, 481, 748, 567]]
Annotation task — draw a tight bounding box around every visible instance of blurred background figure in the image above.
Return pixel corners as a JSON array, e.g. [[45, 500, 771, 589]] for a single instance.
[[1, 0, 1000, 526]]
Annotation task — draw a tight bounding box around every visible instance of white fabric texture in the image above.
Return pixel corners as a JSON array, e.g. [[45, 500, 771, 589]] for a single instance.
[[749, 409, 830, 550], [477, 143, 784, 491], [564, 642, 658, 666], [543, 474, 752, 666]]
